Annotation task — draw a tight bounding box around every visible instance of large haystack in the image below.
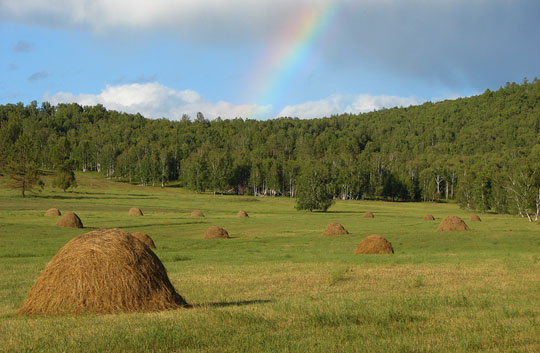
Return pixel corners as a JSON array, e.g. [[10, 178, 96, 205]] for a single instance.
[[436, 216, 470, 232], [191, 210, 205, 217], [131, 232, 156, 249], [424, 214, 435, 221], [56, 212, 83, 228], [129, 207, 144, 216], [236, 210, 249, 218], [18, 228, 186, 315], [204, 226, 229, 239], [362, 211, 375, 218], [322, 222, 349, 236], [354, 235, 394, 254], [45, 208, 61, 216], [470, 214, 482, 222]]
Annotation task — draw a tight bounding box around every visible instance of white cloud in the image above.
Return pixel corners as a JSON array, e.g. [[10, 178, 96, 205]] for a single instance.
[[44, 83, 269, 120], [44, 83, 420, 120], [277, 94, 420, 119]]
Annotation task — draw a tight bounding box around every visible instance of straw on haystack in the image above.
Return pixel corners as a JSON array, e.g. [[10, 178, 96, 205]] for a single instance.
[[236, 210, 249, 218], [436, 216, 469, 232], [56, 212, 83, 228], [470, 215, 482, 222], [129, 207, 144, 216], [354, 235, 394, 254], [45, 208, 61, 216], [18, 228, 186, 315], [362, 211, 374, 218], [424, 214, 435, 220], [131, 232, 156, 249], [204, 226, 229, 239], [322, 222, 349, 236], [191, 210, 205, 217]]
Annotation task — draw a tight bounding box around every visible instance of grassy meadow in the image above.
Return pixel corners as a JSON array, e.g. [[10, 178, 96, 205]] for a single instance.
[[1, 172, 540, 352]]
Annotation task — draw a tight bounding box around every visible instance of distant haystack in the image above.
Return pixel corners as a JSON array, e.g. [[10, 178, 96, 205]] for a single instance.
[[354, 235, 394, 254], [56, 212, 83, 228], [362, 211, 374, 218], [45, 208, 61, 217], [437, 216, 469, 232], [131, 232, 156, 249], [204, 226, 229, 239], [424, 214, 435, 221], [470, 215, 482, 222], [129, 207, 144, 216], [191, 210, 205, 218], [322, 222, 349, 236], [18, 228, 186, 315], [236, 210, 249, 218]]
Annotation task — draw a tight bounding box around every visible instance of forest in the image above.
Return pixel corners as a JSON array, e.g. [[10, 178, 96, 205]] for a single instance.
[[1, 79, 540, 218]]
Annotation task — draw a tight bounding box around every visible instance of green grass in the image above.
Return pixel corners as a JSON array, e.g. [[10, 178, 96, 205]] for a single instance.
[[1, 172, 540, 352]]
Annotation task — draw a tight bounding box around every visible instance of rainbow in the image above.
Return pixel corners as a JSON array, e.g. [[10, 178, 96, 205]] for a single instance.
[[249, 2, 341, 118]]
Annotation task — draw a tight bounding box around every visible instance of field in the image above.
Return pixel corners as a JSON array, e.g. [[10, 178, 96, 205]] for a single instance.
[[1, 173, 540, 352]]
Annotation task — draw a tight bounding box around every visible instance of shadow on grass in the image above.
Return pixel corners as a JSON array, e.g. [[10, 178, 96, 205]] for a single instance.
[[111, 222, 208, 229], [195, 299, 273, 308], [36, 194, 157, 201]]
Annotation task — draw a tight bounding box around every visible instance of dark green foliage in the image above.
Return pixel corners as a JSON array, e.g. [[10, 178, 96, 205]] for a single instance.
[[1, 79, 540, 216], [53, 159, 77, 192], [295, 163, 335, 212], [4, 134, 44, 197]]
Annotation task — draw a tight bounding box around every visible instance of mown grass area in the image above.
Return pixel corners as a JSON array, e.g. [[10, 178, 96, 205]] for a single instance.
[[1, 172, 540, 352]]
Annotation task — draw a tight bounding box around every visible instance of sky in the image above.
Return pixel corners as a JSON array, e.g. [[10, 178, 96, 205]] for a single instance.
[[1, 0, 539, 120]]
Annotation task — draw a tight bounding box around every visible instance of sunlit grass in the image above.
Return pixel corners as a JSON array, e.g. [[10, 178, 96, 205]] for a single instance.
[[1, 172, 539, 352]]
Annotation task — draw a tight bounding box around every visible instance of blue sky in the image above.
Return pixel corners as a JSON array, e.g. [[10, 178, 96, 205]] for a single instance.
[[1, 0, 539, 120]]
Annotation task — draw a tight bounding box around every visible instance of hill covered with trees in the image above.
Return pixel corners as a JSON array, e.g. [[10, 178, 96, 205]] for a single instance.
[[1, 79, 540, 218]]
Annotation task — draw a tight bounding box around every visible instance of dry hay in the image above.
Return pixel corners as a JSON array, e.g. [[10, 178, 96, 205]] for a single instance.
[[354, 235, 394, 254], [362, 211, 375, 218], [424, 214, 435, 221], [129, 207, 144, 216], [236, 210, 249, 218], [204, 226, 230, 239], [322, 222, 349, 236], [436, 215, 470, 232], [470, 214, 482, 222], [44, 208, 61, 216], [131, 232, 156, 249], [56, 212, 83, 228], [18, 228, 186, 315], [191, 210, 205, 217]]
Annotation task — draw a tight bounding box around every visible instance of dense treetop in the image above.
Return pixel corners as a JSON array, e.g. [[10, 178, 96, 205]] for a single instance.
[[1, 79, 540, 216]]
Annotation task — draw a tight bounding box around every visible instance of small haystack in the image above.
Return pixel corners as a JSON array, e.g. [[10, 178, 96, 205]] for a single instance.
[[204, 226, 229, 239], [191, 210, 205, 217], [131, 232, 156, 249], [362, 211, 375, 218], [424, 214, 435, 221], [354, 235, 394, 254], [236, 210, 249, 218], [129, 207, 144, 216], [56, 212, 83, 228], [322, 222, 349, 236], [470, 215, 482, 222], [436, 216, 470, 232], [45, 208, 61, 217], [18, 228, 186, 315]]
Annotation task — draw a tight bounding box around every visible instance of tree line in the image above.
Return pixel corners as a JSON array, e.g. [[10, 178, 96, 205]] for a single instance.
[[1, 79, 540, 217]]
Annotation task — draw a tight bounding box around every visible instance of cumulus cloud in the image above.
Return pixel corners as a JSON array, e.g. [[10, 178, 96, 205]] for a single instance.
[[278, 94, 419, 119], [44, 82, 270, 120]]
